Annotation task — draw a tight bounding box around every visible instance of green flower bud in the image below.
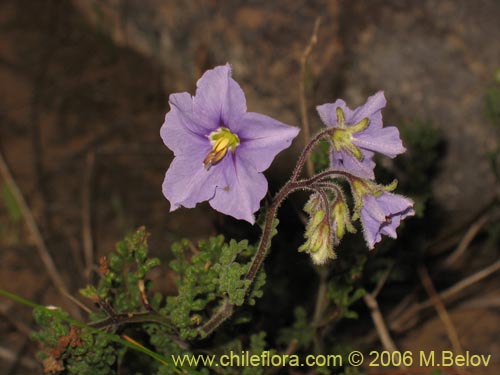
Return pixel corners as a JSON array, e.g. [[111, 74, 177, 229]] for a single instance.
[[330, 198, 356, 241], [299, 208, 336, 265]]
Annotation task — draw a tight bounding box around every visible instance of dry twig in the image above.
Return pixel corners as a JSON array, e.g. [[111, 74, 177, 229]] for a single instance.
[[438, 259, 500, 303], [363, 294, 398, 353], [418, 267, 463, 356], [427, 196, 497, 256], [390, 259, 500, 333], [363, 267, 398, 353], [311, 266, 329, 354], [299, 17, 321, 177], [442, 212, 490, 267], [82, 152, 95, 281]]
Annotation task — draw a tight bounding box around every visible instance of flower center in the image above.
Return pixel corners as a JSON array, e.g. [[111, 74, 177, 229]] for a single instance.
[[203, 127, 240, 170], [331, 107, 369, 160]]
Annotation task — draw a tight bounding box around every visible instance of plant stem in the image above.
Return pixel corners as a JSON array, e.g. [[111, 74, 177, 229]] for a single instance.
[[246, 181, 299, 281], [198, 180, 302, 338], [198, 128, 358, 338], [290, 127, 333, 181], [88, 311, 175, 330]]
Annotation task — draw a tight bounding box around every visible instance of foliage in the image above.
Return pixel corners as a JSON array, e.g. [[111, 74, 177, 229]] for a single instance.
[[163, 235, 265, 339], [31, 226, 271, 374], [31, 308, 118, 375], [79, 226, 160, 319], [312, 139, 332, 173]]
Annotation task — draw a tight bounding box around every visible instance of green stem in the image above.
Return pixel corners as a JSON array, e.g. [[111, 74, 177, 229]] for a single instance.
[[88, 311, 175, 330]]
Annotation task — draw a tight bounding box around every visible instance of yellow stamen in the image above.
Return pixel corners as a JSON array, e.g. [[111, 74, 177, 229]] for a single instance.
[[331, 108, 369, 160], [203, 127, 240, 170], [331, 129, 363, 160], [203, 137, 230, 169], [336, 107, 345, 126]]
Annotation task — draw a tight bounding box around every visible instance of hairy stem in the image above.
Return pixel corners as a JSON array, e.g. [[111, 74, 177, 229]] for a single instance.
[[198, 180, 303, 338], [246, 181, 299, 281], [290, 127, 334, 181], [198, 129, 358, 338]]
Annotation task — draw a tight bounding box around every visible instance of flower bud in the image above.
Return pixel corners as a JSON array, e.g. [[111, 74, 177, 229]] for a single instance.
[[299, 208, 336, 265], [330, 198, 356, 242]]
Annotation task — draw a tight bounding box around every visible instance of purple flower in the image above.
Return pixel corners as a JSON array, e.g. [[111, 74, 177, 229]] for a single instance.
[[359, 191, 414, 249], [317, 92, 405, 179], [161, 64, 299, 223]]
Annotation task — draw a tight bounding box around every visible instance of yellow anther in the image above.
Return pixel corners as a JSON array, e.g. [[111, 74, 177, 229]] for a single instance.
[[203, 147, 228, 170], [213, 136, 230, 153], [203, 127, 240, 170]]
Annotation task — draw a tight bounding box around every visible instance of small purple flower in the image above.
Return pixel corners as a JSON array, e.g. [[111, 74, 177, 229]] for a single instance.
[[317, 92, 406, 179], [359, 191, 414, 249], [161, 64, 299, 223]]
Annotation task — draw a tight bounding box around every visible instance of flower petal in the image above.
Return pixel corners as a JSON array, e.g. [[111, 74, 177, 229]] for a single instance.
[[331, 150, 376, 179], [162, 145, 226, 210], [360, 208, 382, 249], [354, 126, 406, 158], [360, 191, 414, 248], [208, 153, 267, 223], [236, 112, 300, 172], [160, 93, 210, 156], [193, 64, 247, 130], [376, 192, 414, 216], [316, 99, 354, 127], [380, 221, 398, 238], [350, 91, 386, 127], [362, 194, 387, 222]]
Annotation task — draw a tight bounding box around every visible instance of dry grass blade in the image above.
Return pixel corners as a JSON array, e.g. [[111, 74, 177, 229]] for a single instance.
[[82, 151, 95, 281], [0, 151, 81, 317], [390, 259, 500, 333], [364, 293, 398, 354], [442, 212, 490, 267], [418, 266, 463, 357], [299, 16, 322, 178]]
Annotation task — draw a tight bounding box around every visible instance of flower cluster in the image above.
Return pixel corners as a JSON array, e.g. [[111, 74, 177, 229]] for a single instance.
[[317, 93, 414, 251], [161, 64, 414, 263], [299, 192, 356, 264]]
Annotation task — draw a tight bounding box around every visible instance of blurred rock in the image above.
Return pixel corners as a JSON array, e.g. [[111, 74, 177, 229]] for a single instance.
[[72, 0, 500, 225]]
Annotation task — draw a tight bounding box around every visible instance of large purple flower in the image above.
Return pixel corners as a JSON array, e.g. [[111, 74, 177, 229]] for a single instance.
[[359, 191, 414, 249], [317, 92, 405, 179], [161, 64, 299, 223]]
